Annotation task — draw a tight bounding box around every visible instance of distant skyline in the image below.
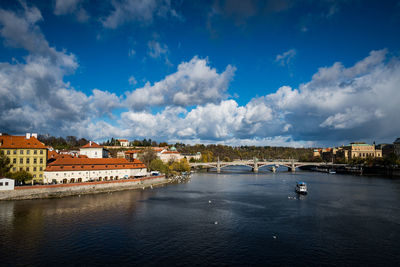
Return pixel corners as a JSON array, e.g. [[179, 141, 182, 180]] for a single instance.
[[0, 0, 400, 147]]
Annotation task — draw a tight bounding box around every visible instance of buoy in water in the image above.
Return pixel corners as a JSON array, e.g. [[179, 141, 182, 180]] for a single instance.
[[214, 221, 218, 225]]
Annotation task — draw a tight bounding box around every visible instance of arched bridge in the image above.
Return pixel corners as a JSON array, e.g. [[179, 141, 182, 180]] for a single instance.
[[190, 158, 342, 173]]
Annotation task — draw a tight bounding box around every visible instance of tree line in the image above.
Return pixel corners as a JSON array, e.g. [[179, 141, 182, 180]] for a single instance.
[[174, 143, 315, 162], [37, 135, 89, 150]]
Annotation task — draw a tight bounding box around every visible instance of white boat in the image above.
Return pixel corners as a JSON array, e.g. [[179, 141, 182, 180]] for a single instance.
[[328, 170, 336, 174], [295, 182, 307, 194]]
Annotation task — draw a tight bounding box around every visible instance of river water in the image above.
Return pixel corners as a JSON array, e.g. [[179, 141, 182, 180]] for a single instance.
[[1, 169, 400, 266]]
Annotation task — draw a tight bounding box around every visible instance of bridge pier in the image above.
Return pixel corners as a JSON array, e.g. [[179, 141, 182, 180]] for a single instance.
[[217, 157, 221, 173], [271, 166, 276, 173], [291, 161, 295, 172], [252, 157, 258, 173]]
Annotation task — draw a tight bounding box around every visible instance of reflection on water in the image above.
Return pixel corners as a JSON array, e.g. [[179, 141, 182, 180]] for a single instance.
[[1, 171, 400, 266]]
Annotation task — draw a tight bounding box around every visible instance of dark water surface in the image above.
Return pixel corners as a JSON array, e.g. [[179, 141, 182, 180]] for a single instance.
[[1, 171, 400, 266]]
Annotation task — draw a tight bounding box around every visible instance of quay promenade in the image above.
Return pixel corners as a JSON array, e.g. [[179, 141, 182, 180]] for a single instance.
[[0, 175, 167, 201]]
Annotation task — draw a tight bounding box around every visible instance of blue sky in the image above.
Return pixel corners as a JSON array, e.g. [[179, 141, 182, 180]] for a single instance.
[[0, 0, 400, 147]]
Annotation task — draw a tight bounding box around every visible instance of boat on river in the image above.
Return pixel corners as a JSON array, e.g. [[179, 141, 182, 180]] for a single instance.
[[295, 182, 308, 194]]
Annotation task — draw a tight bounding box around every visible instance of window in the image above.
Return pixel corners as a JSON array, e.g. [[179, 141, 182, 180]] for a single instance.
[[12, 167, 16, 172], [5, 182, 8, 186], [40, 150, 43, 154], [26, 158, 30, 164], [39, 174, 42, 178], [40, 158, 43, 164], [20, 158, 23, 164], [13, 158, 16, 164], [33, 174, 36, 178], [34, 150, 37, 155], [13, 150, 16, 154], [0, 182, 3, 186], [26, 167, 29, 171], [40, 167, 42, 171], [20, 150, 23, 154], [7, 150, 10, 155], [20, 167, 23, 171], [33, 158, 37, 164], [27, 150, 30, 155], [33, 167, 37, 171]]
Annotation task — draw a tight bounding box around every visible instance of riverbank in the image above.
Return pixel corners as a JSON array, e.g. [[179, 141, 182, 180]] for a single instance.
[[0, 175, 168, 201]]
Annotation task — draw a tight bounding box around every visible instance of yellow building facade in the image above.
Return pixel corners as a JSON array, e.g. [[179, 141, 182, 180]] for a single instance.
[[0, 134, 47, 183], [338, 142, 382, 160]]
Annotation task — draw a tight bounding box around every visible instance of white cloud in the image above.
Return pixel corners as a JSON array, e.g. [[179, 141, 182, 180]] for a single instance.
[[147, 40, 168, 58], [265, 49, 400, 142], [101, 0, 179, 29], [120, 99, 279, 141], [147, 40, 171, 65], [125, 56, 236, 110], [128, 76, 137, 85], [275, 49, 296, 66], [54, 0, 89, 22], [0, 3, 120, 137], [128, 48, 136, 57]]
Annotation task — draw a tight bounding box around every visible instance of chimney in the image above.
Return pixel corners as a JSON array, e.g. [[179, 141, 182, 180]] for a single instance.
[[32, 133, 37, 138], [90, 141, 92, 146], [26, 133, 31, 139]]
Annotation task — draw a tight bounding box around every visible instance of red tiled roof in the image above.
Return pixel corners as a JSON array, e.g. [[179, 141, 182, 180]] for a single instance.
[[45, 157, 146, 172], [0, 135, 47, 149], [118, 139, 129, 142], [47, 150, 59, 159], [81, 142, 103, 148]]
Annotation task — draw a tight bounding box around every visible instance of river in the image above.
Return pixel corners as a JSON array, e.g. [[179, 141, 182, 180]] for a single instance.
[[1, 169, 400, 266]]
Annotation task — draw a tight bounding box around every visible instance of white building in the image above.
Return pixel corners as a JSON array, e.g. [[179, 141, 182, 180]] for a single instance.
[[118, 139, 130, 147], [44, 157, 147, 184], [0, 178, 15, 190], [159, 150, 184, 163], [79, 141, 108, 158]]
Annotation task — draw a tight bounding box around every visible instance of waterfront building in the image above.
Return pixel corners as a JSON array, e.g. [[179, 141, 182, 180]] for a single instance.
[[124, 147, 200, 163], [0, 133, 47, 183], [79, 141, 109, 158], [0, 178, 14, 190], [181, 152, 202, 162], [394, 138, 400, 157], [336, 142, 382, 160], [118, 139, 130, 147], [44, 157, 147, 184], [376, 144, 395, 157], [313, 149, 321, 157]]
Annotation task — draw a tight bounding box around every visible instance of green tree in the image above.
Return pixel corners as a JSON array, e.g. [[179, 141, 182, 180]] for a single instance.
[[9, 171, 32, 185], [0, 153, 12, 177], [149, 158, 169, 174], [169, 158, 191, 173]]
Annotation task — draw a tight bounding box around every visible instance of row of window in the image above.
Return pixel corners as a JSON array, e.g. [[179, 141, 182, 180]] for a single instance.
[[11, 157, 44, 164], [12, 167, 43, 172], [0, 182, 10, 186], [3, 149, 44, 155]]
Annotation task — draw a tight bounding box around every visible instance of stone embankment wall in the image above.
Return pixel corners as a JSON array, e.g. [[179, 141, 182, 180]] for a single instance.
[[0, 176, 167, 201]]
